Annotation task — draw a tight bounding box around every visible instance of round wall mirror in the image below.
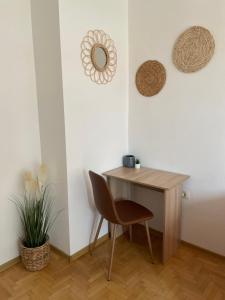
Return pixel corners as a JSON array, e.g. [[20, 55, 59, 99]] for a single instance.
[[81, 30, 117, 84], [91, 44, 108, 72]]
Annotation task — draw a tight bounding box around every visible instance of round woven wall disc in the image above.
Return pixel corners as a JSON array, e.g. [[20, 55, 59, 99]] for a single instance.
[[173, 26, 215, 73], [135, 60, 166, 97]]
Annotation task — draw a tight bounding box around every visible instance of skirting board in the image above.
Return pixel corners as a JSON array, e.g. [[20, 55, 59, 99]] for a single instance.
[[50, 244, 70, 261], [70, 233, 109, 262], [181, 240, 225, 260], [0, 256, 20, 273], [1, 231, 224, 272], [126, 224, 225, 261], [51, 233, 109, 262], [42, 233, 109, 262], [0, 234, 109, 273]]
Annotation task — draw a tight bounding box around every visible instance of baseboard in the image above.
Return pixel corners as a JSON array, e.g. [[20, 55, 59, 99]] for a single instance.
[[149, 227, 163, 238], [50, 244, 70, 261], [0, 256, 20, 273], [127, 224, 225, 260], [51, 233, 109, 262], [0, 234, 109, 273], [70, 233, 109, 262], [181, 240, 225, 260], [2, 232, 223, 273]]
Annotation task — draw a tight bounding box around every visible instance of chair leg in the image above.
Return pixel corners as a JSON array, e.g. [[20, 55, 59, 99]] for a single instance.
[[107, 223, 117, 281], [108, 221, 111, 239], [90, 216, 104, 255], [144, 220, 154, 263], [129, 225, 132, 242]]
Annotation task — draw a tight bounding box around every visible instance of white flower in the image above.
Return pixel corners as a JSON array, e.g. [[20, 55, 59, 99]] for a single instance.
[[38, 163, 48, 191], [25, 179, 38, 196], [24, 171, 33, 182]]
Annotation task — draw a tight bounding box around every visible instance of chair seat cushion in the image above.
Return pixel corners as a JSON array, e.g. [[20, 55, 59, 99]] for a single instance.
[[115, 200, 153, 225]]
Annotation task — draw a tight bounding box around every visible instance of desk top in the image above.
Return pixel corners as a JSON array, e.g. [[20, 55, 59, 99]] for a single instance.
[[103, 166, 189, 190]]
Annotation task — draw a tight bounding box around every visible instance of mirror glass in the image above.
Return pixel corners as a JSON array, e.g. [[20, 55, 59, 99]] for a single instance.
[[93, 47, 107, 70]]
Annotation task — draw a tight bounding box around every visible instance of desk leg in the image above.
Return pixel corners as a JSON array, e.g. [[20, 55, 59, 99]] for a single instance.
[[163, 185, 182, 263]]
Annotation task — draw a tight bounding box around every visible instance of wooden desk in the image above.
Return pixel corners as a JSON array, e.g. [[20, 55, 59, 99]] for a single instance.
[[103, 166, 189, 263]]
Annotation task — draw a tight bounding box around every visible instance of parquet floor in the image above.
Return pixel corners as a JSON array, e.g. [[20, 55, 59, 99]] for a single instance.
[[1, 233, 225, 300]]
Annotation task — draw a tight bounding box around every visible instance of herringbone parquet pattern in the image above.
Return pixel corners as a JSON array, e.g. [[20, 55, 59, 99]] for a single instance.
[[1, 235, 225, 300]]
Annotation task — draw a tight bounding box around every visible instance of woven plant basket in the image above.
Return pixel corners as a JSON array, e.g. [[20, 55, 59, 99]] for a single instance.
[[20, 238, 50, 271]]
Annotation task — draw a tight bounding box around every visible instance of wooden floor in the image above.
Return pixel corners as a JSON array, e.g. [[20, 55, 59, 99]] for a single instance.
[[1, 234, 225, 300]]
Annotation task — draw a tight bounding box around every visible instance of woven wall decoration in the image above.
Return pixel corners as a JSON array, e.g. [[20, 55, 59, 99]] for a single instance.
[[135, 60, 166, 97], [173, 26, 215, 73], [81, 30, 117, 84]]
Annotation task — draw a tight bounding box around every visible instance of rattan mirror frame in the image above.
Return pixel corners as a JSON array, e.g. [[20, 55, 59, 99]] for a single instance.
[[81, 30, 117, 84]]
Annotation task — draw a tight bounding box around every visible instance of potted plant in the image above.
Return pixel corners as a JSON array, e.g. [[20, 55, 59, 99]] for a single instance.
[[135, 158, 141, 169], [12, 164, 58, 271]]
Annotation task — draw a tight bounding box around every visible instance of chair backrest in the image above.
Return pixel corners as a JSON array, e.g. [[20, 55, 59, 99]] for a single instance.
[[89, 171, 119, 223]]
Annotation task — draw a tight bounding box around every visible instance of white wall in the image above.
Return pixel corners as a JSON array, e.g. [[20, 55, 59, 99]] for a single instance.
[[58, 0, 128, 254], [0, 0, 41, 265], [31, 0, 70, 254], [129, 0, 225, 256], [2, 0, 224, 265]]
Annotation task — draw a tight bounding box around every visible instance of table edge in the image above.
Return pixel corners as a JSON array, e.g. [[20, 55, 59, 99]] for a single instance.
[[103, 166, 190, 190]]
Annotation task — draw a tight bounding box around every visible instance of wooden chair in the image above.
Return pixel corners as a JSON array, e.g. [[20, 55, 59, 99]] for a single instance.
[[89, 170, 154, 281]]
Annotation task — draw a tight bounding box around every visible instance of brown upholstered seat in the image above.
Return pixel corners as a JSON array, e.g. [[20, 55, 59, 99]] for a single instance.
[[89, 170, 154, 281], [115, 200, 153, 225]]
